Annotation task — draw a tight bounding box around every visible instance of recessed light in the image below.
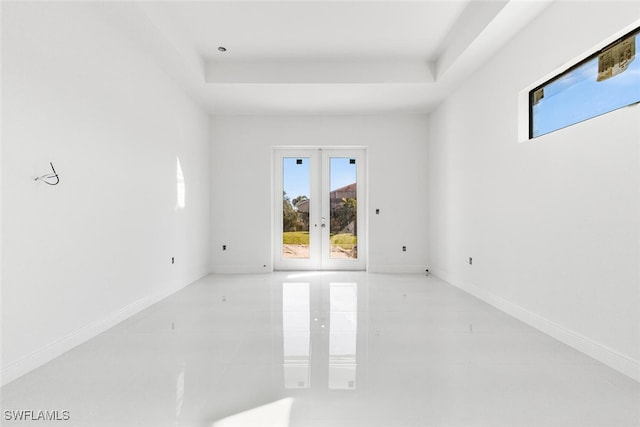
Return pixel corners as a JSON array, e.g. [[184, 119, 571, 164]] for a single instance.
[[218, 46, 227, 52]]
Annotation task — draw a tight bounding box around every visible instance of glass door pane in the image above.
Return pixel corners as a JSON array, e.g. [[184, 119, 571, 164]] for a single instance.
[[329, 158, 357, 259], [275, 148, 364, 271], [282, 157, 311, 259]]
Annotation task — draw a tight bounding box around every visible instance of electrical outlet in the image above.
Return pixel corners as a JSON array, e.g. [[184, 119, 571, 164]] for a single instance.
[[222, 245, 227, 251], [375, 208, 380, 214], [469, 257, 472, 265], [402, 246, 407, 252], [171, 257, 174, 264]]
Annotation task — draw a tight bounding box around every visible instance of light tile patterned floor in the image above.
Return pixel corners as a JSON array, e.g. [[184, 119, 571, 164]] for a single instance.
[[2, 272, 639, 426]]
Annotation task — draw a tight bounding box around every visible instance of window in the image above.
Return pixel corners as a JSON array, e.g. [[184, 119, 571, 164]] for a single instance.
[[529, 27, 640, 139]]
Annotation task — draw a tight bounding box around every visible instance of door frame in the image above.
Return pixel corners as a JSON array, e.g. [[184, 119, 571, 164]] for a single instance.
[[273, 147, 367, 271]]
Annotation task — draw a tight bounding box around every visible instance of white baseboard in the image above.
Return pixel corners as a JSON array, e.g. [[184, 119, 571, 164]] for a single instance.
[[0, 275, 204, 387], [432, 268, 640, 383], [211, 265, 428, 274], [211, 265, 273, 274], [367, 264, 428, 274]]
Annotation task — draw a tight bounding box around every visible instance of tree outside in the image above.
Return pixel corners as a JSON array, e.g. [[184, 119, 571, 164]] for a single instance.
[[283, 192, 302, 232], [331, 197, 357, 235]]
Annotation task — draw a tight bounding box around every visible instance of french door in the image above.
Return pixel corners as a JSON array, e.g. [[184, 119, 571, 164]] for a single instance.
[[274, 148, 366, 270]]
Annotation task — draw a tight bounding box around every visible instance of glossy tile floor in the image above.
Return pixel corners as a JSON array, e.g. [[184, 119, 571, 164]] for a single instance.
[[2, 272, 639, 427]]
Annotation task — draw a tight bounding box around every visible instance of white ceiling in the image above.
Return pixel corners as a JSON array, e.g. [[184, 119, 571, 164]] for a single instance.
[[111, 0, 553, 115], [162, 2, 468, 61]]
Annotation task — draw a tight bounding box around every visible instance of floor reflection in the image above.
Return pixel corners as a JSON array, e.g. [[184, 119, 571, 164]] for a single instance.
[[329, 282, 358, 389], [282, 283, 311, 389], [282, 280, 358, 390]]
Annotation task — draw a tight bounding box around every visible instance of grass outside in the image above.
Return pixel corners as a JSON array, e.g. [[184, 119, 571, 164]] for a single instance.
[[283, 231, 309, 245], [331, 233, 357, 250], [282, 232, 357, 250]]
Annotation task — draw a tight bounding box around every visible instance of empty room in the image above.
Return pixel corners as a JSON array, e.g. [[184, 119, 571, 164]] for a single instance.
[[1, 1, 639, 426]]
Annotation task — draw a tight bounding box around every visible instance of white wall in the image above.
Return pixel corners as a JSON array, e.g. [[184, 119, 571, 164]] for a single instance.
[[210, 115, 429, 273], [428, 1, 640, 380], [1, 3, 210, 385]]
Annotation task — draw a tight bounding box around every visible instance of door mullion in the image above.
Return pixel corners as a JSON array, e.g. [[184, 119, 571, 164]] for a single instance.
[[309, 150, 322, 270]]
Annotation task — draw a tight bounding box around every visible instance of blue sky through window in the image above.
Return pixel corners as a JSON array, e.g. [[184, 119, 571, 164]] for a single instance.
[[283, 157, 356, 201], [531, 32, 640, 138], [283, 158, 310, 201], [330, 158, 357, 193]]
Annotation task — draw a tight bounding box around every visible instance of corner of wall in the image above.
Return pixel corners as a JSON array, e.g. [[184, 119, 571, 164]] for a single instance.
[[0, 275, 201, 387], [431, 271, 640, 383]]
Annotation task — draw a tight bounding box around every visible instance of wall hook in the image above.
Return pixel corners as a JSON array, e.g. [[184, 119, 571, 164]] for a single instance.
[[34, 162, 60, 186]]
